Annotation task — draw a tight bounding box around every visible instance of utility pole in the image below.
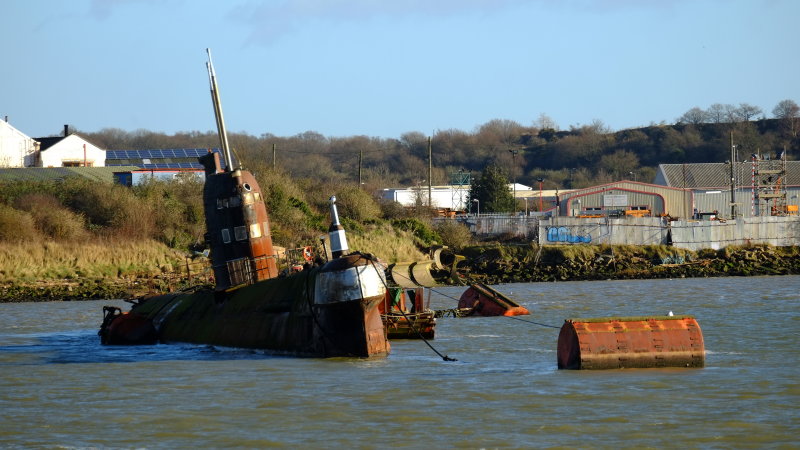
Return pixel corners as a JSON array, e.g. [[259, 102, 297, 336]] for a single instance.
[[358, 148, 363, 186], [730, 132, 736, 219], [537, 178, 544, 212], [508, 149, 518, 213], [272, 143, 276, 170], [428, 136, 433, 209]]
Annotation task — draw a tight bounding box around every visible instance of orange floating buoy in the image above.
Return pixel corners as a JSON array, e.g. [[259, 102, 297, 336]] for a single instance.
[[557, 316, 705, 370]]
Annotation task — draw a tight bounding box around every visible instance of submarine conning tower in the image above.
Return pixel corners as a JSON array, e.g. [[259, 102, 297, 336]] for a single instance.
[[200, 48, 278, 291], [200, 152, 279, 290]]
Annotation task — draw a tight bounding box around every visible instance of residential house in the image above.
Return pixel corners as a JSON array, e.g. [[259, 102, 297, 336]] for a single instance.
[[0, 118, 38, 167], [35, 125, 105, 167]]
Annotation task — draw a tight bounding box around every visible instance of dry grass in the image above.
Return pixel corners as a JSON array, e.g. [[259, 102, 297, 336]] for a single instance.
[[347, 222, 427, 263], [0, 239, 185, 282]]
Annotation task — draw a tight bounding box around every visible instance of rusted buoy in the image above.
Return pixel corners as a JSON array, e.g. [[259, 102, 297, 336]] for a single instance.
[[458, 283, 530, 317], [557, 316, 705, 370]]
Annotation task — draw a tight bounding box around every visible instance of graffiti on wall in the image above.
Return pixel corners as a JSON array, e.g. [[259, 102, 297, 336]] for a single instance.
[[546, 226, 592, 243]]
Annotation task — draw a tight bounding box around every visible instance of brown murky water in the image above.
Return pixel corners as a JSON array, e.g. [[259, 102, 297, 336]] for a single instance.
[[1, 276, 798, 447]]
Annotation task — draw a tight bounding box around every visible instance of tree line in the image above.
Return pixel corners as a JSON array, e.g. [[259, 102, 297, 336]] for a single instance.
[[74, 99, 798, 192]]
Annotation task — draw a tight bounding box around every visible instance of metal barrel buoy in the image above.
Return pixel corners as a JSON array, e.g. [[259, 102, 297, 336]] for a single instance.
[[557, 316, 705, 370]]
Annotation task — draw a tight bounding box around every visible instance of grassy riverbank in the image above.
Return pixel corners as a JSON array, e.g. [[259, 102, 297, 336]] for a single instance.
[[2, 237, 798, 302], [0, 223, 428, 302]]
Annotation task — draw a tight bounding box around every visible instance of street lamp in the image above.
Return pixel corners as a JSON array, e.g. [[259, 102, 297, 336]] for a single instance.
[[472, 198, 480, 216], [629, 171, 636, 182], [537, 178, 544, 212]]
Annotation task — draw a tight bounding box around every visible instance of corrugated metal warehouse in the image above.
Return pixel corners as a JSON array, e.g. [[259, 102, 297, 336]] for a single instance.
[[654, 160, 800, 219], [554, 181, 689, 218]]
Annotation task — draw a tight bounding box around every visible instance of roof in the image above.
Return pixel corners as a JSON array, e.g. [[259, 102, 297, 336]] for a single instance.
[[0, 120, 33, 139], [0, 166, 139, 184], [657, 161, 800, 189], [34, 133, 104, 152], [105, 148, 225, 170], [35, 136, 65, 151]]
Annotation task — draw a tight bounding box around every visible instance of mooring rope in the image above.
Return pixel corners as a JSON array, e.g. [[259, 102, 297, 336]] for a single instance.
[[364, 256, 457, 362]]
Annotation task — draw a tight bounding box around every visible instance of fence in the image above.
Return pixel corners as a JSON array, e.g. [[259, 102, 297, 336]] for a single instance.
[[433, 215, 541, 240], [434, 215, 800, 249]]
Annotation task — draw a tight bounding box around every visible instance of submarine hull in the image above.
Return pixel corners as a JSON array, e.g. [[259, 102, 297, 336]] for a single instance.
[[101, 254, 390, 358]]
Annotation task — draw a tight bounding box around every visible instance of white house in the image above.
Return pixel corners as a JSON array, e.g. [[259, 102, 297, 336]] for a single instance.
[[0, 119, 38, 167], [35, 126, 105, 167]]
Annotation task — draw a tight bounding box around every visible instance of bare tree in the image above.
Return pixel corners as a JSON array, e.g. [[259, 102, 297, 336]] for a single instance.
[[475, 119, 525, 146], [772, 99, 800, 137], [599, 150, 640, 180], [722, 104, 739, 123], [772, 99, 800, 119], [706, 104, 728, 123], [677, 107, 708, 124], [735, 103, 763, 122], [534, 113, 558, 131]]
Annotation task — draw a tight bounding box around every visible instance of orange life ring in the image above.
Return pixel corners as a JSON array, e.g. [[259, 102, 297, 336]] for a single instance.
[[302, 246, 313, 262]]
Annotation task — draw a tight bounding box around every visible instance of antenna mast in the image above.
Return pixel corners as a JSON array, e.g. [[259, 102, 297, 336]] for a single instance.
[[206, 48, 234, 171]]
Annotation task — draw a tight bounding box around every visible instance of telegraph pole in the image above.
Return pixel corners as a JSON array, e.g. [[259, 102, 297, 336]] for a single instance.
[[272, 143, 276, 170], [508, 149, 519, 213], [730, 132, 736, 219], [428, 136, 433, 209]]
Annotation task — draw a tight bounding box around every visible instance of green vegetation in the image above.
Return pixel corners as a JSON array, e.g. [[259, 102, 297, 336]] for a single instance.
[[468, 164, 515, 213], [73, 98, 798, 193], [4, 99, 796, 300], [0, 169, 443, 294]]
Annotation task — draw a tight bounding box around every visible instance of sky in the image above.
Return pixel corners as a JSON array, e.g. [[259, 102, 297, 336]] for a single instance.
[[2, 0, 798, 140]]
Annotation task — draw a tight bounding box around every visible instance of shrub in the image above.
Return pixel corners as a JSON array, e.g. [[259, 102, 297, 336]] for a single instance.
[[391, 218, 440, 246], [14, 193, 87, 241], [133, 178, 205, 249], [378, 198, 408, 220], [0, 180, 60, 206], [331, 185, 382, 223], [0, 204, 40, 243], [62, 178, 155, 240], [434, 220, 473, 251]]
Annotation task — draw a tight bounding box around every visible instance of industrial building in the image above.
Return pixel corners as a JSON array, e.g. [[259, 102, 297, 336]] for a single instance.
[[654, 158, 799, 219], [552, 181, 687, 218]]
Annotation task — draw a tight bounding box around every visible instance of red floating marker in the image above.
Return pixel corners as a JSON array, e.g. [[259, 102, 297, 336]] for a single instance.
[[458, 283, 529, 317]]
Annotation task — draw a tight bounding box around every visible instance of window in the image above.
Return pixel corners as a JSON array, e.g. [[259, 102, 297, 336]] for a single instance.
[[234, 226, 248, 241], [249, 223, 262, 239], [221, 228, 231, 244]]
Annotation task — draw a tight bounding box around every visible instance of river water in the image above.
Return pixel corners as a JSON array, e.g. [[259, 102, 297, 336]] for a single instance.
[[1, 276, 798, 448]]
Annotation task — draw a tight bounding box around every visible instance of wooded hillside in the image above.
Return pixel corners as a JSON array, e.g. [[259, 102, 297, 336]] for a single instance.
[[73, 100, 798, 192]]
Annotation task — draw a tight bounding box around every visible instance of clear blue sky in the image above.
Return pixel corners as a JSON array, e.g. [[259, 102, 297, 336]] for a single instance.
[[2, 0, 797, 139]]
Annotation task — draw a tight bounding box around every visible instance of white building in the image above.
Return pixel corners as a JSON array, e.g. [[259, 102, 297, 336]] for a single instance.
[[381, 183, 534, 211], [0, 119, 38, 167], [35, 126, 105, 167], [382, 185, 471, 210]]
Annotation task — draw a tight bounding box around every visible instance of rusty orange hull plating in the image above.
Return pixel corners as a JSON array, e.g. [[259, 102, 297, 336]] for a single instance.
[[557, 316, 705, 370]]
